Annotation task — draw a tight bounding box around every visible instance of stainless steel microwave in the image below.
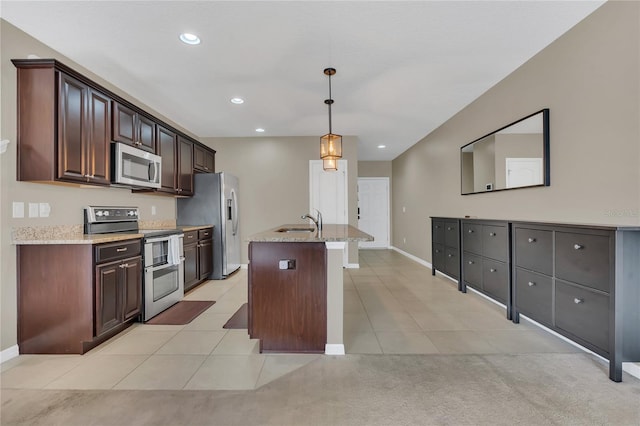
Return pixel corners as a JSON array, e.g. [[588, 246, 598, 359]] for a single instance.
[[111, 142, 161, 189]]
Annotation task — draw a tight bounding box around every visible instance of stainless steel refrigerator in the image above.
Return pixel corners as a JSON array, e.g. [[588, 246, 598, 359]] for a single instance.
[[177, 172, 241, 279]]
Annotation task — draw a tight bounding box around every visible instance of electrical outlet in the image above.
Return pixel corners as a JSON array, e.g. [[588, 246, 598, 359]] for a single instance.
[[12, 202, 24, 218], [39, 203, 51, 218], [28, 203, 39, 218], [403, 237, 407, 244], [151, 205, 157, 216], [402, 206, 406, 213]]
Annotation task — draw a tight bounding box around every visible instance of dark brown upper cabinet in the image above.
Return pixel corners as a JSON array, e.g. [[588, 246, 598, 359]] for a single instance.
[[13, 59, 112, 186], [194, 144, 215, 173], [177, 135, 194, 196], [157, 125, 177, 194], [112, 102, 156, 153]]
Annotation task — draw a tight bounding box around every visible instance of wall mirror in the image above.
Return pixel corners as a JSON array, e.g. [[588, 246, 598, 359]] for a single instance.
[[461, 109, 549, 195]]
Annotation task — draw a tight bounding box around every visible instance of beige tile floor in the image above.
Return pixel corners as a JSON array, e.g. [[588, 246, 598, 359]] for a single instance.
[[1, 249, 581, 391]]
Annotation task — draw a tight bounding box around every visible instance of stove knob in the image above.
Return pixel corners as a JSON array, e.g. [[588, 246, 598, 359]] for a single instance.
[[95, 210, 104, 217], [127, 210, 134, 216], [103, 211, 110, 217]]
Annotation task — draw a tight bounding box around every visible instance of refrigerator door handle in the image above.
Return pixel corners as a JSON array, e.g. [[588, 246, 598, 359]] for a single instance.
[[231, 188, 239, 236]]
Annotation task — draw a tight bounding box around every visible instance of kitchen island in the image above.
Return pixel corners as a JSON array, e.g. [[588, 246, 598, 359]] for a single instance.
[[247, 224, 373, 354]]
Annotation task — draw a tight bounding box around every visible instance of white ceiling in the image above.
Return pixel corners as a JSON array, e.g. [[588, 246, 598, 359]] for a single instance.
[[1, 1, 604, 161]]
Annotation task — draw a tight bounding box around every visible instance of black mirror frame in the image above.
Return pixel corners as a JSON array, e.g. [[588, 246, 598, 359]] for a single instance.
[[460, 108, 550, 195]]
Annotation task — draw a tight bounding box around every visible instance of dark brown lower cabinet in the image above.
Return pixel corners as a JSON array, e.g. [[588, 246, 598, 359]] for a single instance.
[[183, 227, 214, 293], [18, 239, 142, 354], [248, 242, 327, 353]]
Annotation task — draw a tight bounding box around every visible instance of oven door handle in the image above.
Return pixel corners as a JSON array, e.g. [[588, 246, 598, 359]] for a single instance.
[[145, 257, 185, 273]]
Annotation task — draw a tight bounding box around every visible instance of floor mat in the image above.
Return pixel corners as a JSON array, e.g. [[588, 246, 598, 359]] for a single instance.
[[145, 300, 215, 325]]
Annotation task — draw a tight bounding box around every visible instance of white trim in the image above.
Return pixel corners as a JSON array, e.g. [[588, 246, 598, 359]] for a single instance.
[[1, 345, 19, 363], [325, 344, 345, 355], [240, 264, 248, 270], [325, 241, 346, 250], [465, 286, 508, 310], [623, 362, 640, 380], [390, 246, 431, 268], [346, 263, 360, 269]]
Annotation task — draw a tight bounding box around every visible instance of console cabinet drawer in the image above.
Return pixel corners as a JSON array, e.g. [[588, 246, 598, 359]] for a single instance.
[[198, 227, 213, 240], [433, 221, 445, 244], [514, 268, 552, 326], [183, 230, 198, 244], [482, 225, 509, 262], [444, 221, 459, 247], [482, 258, 508, 303], [555, 280, 609, 353], [514, 227, 552, 275], [462, 223, 482, 255], [556, 231, 611, 293], [462, 252, 482, 288]]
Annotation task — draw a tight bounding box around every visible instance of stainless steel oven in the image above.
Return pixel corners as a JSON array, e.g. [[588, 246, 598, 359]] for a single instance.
[[142, 231, 184, 320]]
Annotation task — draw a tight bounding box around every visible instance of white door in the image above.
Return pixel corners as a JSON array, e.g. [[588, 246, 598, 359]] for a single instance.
[[309, 160, 348, 265], [506, 158, 543, 188], [358, 177, 389, 248]]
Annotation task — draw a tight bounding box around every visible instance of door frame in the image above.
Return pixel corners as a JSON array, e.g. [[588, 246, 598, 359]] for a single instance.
[[357, 177, 390, 249]]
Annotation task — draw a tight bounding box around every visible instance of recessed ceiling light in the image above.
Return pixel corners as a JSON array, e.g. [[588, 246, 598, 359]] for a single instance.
[[179, 33, 201, 45], [377, 144, 387, 149], [230, 98, 244, 104], [255, 128, 265, 133]]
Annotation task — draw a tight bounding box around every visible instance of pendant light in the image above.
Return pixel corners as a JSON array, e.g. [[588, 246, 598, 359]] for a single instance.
[[320, 67, 342, 171]]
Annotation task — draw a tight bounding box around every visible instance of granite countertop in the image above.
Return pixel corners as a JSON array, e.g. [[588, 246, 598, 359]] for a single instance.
[[248, 224, 374, 243], [12, 223, 214, 245]]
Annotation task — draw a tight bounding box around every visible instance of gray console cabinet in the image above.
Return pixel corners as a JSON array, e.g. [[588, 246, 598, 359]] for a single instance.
[[512, 222, 640, 382], [431, 218, 461, 289], [461, 219, 512, 319]]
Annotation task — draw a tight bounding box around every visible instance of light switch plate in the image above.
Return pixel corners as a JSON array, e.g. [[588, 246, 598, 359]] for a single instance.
[[279, 260, 288, 270], [28, 203, 39, 218], [12, 202, 24, 218]]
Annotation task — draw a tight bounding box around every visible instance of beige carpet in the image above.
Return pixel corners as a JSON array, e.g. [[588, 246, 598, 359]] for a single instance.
[[2, 352, 639, 425]]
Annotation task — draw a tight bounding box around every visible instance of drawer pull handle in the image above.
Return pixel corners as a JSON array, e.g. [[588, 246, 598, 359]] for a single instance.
[[119, 263, 129, 268], [468, 229, 474, 234], [528, 238, 536, 243], [447, 227, 453, 231], [435, 249, 440, 253], [468, 261, 474, 265], [489, 232, 496, 237], [574, 298, 584, 304], [116, 247, 128, 252], [528, 281, 536, 287], [447, 254, 452, 258], [490, 268, 497, 272], [187, 235, 194, 239], [574, 244, 583, 250]]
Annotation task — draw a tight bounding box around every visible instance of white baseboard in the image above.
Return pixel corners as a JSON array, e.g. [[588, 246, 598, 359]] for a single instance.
[[346, 263, 360, 269], [390, 246, 432, 269], [240, 264, 248, 270], [325, 344, 345, 355], [623, 362, 640, 380], [1, 345, 19, 363]]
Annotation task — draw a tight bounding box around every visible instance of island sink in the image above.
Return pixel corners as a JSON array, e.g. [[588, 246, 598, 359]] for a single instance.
[[275, 227, 316, 233]]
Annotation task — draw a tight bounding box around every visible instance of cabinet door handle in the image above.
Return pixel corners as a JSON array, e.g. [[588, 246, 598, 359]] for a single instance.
[[468, 261, 474, 265], [116, 247, 128, 252], [490, 268, 497, 272], [528, 281, 536, 287], [435, 249, 440, 253], [468, 229, 474, 233], [528, 238, 536, 243], [119, 263, 129, 268], [574, 244, 583, 250], [489, 232, 496, 237], [447, 254, 452, 258], [447, 227, 452, 231], [574, 298, 584, 304]]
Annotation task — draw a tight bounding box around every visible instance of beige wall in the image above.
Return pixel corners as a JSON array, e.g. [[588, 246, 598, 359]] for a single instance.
[[0, 21, 193, 352], [201, 136, 360, 265], [358, 161, 392, 178], [392, 1, 640, 263]]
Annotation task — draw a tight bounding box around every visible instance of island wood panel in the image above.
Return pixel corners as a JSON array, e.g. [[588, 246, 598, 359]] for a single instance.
[[248, 242, 327, 353], [18, 245, 94, 354]]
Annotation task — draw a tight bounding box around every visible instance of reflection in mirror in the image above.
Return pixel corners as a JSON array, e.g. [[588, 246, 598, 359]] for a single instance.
[[461, 109, 549, 195]]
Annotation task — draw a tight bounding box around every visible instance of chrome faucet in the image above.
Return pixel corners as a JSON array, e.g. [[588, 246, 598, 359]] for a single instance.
[[301, 209, 323, 232]]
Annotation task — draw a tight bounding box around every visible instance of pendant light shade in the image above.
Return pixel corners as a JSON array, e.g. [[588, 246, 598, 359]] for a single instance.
[[323, 157, 338, 171], [320, 67, 342, 164]]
